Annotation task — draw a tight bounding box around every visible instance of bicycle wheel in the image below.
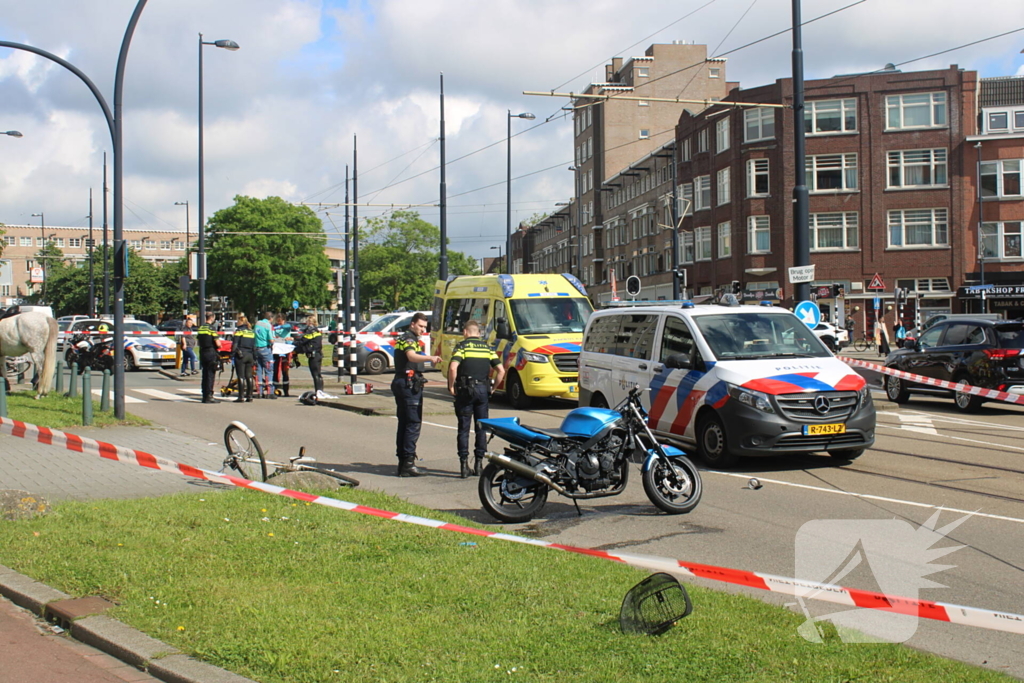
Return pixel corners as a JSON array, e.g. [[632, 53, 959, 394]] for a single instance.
[[853, 338, 868, 352], [305, 464, 360, 487], [223, 422, 267, 482]]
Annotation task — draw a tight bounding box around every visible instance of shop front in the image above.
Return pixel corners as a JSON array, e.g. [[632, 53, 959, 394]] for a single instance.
[[957, 284, 1024, 320]]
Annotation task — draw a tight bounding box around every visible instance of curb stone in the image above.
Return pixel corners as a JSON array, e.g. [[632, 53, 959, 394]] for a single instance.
[[0, 564, 257, 683]]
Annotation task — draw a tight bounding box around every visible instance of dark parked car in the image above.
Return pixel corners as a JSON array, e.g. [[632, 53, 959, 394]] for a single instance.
[[157, 319, 186, 333], [884, 318, 1024, 412]]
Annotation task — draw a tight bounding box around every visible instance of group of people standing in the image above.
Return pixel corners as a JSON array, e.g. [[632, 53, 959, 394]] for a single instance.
[[390, 312, 505, 479]]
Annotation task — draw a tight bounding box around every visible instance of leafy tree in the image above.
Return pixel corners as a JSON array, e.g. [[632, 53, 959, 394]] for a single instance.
[[358, 211, 479, 311], [206, 196, 333, 320], [44, 247, 165, 318], [156, 257, 194, 317], [0, 223, 6, 259]]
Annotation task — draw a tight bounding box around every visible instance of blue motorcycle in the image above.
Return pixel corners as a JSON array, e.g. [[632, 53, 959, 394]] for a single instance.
[[477, 387, 703, 522]]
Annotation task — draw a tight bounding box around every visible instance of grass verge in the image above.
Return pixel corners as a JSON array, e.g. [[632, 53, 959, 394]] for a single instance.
[[0, 488, 1007, 683], [2, 390, 150, 429]]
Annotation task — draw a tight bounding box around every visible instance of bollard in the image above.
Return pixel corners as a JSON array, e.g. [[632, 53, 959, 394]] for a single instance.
[[101, 369, 111, 412], [82, 367, 93, 426], [68, 363, 78, 398], [0, 373, 7, 418], [56, 358, 64, 393]]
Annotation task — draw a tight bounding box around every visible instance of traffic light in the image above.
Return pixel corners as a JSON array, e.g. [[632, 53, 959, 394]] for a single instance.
[[831, 283, 845, 298], [731, 280, 742, 294]]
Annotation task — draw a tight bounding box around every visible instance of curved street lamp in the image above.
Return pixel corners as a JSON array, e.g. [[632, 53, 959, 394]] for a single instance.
[[506, 111, 535, 273], [2, 130, 23, 138], [197, 34, 240, 322]]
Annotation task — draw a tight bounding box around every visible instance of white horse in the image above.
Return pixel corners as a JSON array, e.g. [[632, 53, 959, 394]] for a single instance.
[[0, 312, 58, 398]]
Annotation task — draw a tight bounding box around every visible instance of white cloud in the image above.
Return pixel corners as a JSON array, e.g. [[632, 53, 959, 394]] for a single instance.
[[1, 0, 1022, 261]]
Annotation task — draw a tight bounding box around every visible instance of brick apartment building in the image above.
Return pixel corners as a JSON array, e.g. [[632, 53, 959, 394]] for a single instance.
[[0, 224, 346, 309]]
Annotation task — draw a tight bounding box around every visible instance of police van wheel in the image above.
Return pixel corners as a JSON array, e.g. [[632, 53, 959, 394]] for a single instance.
[[589, 393, 609, 409], [364, 352, 387, 375], [506, 371, 532, 410], [696, 413, 738, 468]]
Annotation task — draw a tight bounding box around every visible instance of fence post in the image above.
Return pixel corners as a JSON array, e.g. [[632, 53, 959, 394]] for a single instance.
[[0, 373, 7, 418], [82, 367, 93, 426], [68, 363, 78, 398], [56, 358, 64, 394], [101, 369, 111, 412]]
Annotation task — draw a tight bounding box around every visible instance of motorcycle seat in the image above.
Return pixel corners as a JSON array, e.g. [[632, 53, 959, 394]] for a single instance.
[[523, 425, 568, 440]]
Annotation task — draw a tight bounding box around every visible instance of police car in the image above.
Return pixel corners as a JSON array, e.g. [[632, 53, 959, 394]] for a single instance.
[[578, 300, 875, 468], [63, 318, 177, 371], [349, 311, 433, 374]]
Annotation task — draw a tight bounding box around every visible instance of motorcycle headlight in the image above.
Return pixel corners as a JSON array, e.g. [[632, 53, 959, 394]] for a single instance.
[[520, 351, 549, 364], [727, 383, 775, 414]]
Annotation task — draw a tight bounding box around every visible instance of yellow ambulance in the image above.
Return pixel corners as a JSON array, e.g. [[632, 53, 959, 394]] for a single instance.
[[431, 273, 594, 408]]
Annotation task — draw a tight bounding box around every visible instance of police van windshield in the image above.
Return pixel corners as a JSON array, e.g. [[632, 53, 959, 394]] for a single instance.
[[693, 312, 829, 359], [510, 298, 592, 335], [360, 314, 403, 333]]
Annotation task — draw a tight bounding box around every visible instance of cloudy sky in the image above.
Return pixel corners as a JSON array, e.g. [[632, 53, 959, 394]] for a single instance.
[[1, 0, 1022, 262]]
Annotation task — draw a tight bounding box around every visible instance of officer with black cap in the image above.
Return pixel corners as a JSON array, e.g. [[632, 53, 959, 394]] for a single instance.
[[197, 312, 220, 403], [447, 320, 505, 478], [392, 311, 442, 477]]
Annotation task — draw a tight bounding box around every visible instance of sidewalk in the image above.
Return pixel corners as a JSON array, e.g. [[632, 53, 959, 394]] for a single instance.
[[1, 425, 254, 683]]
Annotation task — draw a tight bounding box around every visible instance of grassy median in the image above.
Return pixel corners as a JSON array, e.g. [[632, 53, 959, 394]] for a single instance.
[[2, 390, 149, 429], [0, 487, 1007, 683]]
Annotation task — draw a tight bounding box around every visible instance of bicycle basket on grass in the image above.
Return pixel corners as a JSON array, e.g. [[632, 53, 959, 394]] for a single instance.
[[619, 572, 692, 636]]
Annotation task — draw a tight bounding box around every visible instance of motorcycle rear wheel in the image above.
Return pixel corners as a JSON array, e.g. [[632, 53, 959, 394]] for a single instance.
[[642, 456, 702, 514], [478, 462, 549, 523]]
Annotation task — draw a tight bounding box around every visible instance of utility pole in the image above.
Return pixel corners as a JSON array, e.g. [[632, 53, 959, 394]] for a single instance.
[[439, 73, 448, 280], [353, 135, 359, 327], [88, 189, 95, 317], [791, 0, 810, 304], [102, 152, 110, 316]]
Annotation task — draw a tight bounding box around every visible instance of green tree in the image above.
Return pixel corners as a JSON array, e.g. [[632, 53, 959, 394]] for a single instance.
[[43, 247, 164, 318], [206, 196, 333, 320], [157, 257, 194, 317], [358, 211, 479, 311], [0, 223, 6, 259]]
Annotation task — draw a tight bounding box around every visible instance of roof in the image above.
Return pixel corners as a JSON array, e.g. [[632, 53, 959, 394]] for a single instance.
[[979, 76, 1024, 108]]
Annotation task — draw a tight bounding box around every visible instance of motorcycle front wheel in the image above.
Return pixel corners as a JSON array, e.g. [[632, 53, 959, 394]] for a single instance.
[[479, 462, 549, 523], [642, 456, 703, 514]]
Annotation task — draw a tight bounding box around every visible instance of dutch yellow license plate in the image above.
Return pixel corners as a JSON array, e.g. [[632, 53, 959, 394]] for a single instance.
[[803, 423, 846, 436], [162, 354, 175, 360]]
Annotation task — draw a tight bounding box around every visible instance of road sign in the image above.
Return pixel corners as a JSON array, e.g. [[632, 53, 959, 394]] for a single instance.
[[868, 273, 886, 290], [292, 300, 300, 309], [625, 275, 641, 297], [794, 300, 821, 329], [178, 275, 190, 293], [29, 267, 44, 283], [788, 265, 816, 284], [873, 296, 881, 310]]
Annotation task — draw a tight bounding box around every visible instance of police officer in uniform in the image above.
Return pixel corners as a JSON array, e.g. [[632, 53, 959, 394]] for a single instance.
[[197, 312, 219, 403], [232, 314, 256, 403], [300, 314, 324, 396], [392, 312, 442, 477], [447, 320, 505, 478]]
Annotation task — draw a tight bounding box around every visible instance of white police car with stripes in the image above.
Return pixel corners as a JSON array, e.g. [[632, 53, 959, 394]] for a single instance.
[[578, 299, 875, 468]]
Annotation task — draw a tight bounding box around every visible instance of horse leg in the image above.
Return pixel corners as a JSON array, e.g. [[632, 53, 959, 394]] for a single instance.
[[0, 356, 9, 394]]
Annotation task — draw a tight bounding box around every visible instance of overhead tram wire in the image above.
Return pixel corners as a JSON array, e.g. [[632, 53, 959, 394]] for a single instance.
[[365, 137, 439, 204], [674, 0, 761, 99], [302, 136, 438, 203]]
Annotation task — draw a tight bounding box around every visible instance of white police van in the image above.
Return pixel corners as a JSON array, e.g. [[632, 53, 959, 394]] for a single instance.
[[578, 300, 875, 468]]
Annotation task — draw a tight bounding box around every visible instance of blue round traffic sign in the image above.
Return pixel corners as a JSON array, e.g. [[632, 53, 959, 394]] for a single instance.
[[794, 300, 821, 329], [292, 300, 300, 309]]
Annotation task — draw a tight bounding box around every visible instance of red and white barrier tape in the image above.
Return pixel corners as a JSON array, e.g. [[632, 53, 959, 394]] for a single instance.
[[2, 414, 1022, 636], [839, 356, 1024, 407]]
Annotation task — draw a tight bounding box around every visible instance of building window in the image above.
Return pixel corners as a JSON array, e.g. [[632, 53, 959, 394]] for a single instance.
[[695, 226, 712, 261], [983, 107, 1024, 134], [885, 92, 947, 130], [807, 153, 858, 192], [716, 167, 731, 205], [20, 237, 31, 247], [2, 235, 14, 246], [810, 212, 859, 250], [888, 208, 948, 248], [130, 240, 141, 250], [716, 117, 730, 153], [744, 107, 775, 143], [982, 221, 1023, 260], [54, 238, 64, 248], [639, 129, 650, 139], [888, 149, 948, 188], [36, 237, 46, 247], [804, 98, 857, 135], [678, 183, 693, 217], [747, 216, 770, 253], [174, 241, 186, 251], [747, 158, 769, 197], [694, 176, 711, 211], [697, 129, 709, 153], [681, 138, 691, 162], [980, 159, 1022, 198], [680, 232, 695, 264], [160, 240, 172, 250], [718, 221, 732, 258], [68, 238, 82, 248], [709, 67, 721, 79], [636, 66, 649, 78]]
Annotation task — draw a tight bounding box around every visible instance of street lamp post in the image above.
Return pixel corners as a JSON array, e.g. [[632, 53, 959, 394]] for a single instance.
[[198, 34, 239, 323], [490, 244, 502, 273], [2, 130, 23, 138], [507, 110, 535, 274], [30, 212, 45, 302]]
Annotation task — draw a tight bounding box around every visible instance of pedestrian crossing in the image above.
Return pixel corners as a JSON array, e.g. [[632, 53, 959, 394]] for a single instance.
[[91, 387, 216, 404]]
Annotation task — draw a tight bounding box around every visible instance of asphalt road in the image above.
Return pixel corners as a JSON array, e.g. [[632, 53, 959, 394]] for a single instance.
[[117, 365, 1024, 679]]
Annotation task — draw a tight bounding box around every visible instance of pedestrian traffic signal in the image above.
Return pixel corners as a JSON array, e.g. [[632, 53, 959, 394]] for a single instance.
[[831, 283, 845, 298]]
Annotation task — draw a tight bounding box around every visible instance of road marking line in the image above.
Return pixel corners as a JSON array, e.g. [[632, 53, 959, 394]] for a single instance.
[[390, 416, 459, 431], [896, 413, 938, 435], [179, 388, 203, 395], [707, 470, 1024, 525], [134, 388, 198, 402], [901, 409, 1024, 432], [91, 389, 145, 404], [876, 423, 1024, 453]]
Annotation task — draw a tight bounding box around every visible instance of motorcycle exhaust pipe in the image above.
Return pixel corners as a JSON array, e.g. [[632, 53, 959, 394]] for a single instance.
[[482, 451, 567, 495]]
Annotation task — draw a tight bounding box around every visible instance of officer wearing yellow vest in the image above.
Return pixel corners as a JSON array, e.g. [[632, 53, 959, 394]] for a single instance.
[[300, 314, 324, 396], [197, 312, 219, 403], [447, 320, 505, 478], [232, 314, 256, 403]]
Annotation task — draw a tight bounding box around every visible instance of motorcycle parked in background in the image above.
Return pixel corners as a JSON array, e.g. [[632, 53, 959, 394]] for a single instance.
[[65, 333, 115, 374], [477, 387, 703, 522]]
